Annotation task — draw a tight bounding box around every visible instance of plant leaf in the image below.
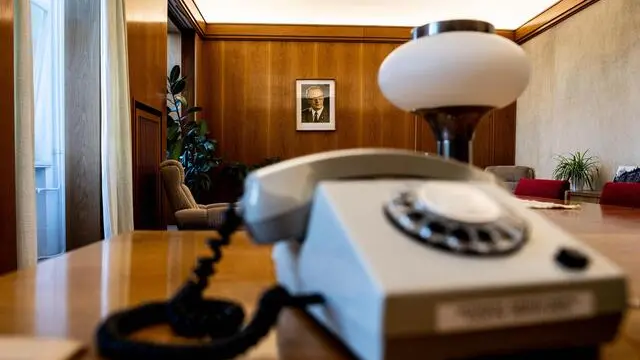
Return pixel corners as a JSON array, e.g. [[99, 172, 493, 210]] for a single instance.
[[171, 78, 186, 94], [169, 65, 180, 83]]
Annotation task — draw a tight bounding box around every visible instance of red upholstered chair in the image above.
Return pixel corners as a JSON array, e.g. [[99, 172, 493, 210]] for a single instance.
[[514, 178, 570, 200], [599, 182, 640, 208]]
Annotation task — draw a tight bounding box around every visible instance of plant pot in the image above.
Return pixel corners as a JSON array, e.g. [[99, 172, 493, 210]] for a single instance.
[[570, 178, 585, 192]]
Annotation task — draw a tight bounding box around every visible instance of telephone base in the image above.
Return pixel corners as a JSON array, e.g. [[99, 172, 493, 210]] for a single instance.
[[295, 305, 607, 360], [272, 180, 627, 360], [378, 313, 619, 360]]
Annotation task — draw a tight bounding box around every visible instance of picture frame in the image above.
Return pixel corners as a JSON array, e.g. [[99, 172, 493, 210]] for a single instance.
[[296, 79, 336, 131]]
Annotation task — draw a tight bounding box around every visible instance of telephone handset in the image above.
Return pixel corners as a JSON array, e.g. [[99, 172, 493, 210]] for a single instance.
[[241, 148, 499, 244]]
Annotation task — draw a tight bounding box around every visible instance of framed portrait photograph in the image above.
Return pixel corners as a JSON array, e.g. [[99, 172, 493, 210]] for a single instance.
[[296, 79, 336, 131]]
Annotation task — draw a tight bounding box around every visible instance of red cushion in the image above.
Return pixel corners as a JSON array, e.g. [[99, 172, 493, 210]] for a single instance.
[[514, 178, 570, 200], [600, 182, 640, 208]]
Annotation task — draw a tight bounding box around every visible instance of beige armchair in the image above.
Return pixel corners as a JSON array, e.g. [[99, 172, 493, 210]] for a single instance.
[[484, 165, 535, 192], [160, 160, 232, 230]]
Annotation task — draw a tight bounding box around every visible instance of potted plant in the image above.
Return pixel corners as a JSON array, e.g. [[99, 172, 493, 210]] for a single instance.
[[552, 150, 599, 191], [166, 65, 221, 201]]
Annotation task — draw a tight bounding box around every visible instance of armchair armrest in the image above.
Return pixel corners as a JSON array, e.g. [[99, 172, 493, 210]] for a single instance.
[[198, 203, 231, 210], [175, 207, 227, 230]]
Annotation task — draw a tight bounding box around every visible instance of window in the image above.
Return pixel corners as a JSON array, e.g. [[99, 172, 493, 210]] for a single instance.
[[31, 0, 66, 259]]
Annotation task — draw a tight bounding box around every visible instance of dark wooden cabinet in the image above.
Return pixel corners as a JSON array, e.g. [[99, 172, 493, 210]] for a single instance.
[[132, 100, 164, 230]]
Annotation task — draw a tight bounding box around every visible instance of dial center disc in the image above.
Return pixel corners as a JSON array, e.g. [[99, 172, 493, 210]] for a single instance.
[[415, 182, 503, 224]]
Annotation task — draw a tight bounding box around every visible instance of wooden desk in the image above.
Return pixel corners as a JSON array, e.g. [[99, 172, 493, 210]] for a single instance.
[[1, 201, 640, 359]]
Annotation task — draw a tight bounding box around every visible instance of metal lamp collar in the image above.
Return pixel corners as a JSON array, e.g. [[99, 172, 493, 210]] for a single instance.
[[412, 19, 495, 39]]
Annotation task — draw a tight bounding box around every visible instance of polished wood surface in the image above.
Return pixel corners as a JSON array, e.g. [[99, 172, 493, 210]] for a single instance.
[[515, 0, 602, 44], [65, 0, 103, 251], [200, 24, 515, 43], [199, 40, 517, 166], [132, 101, 164, 229], [0, 199, 640, 358], [0, 0, 17, 274]]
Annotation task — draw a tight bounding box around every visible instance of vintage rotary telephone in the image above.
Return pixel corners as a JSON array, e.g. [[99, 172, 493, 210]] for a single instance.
[[95, 19, 628, 360]]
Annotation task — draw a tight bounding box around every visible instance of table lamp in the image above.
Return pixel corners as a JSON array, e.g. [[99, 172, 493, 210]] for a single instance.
[[378, 19, 531, 163]]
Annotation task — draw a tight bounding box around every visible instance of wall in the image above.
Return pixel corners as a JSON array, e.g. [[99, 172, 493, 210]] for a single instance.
[[194, 32, 205, 112], [516, 0, 640, 184], [167, 31, 182, 73], [0, 0, 16, 274], [199, 41, 415, 164], [125, 0, 167, 229], [125, 0, 167, 114], [198, 39, 517, 167]]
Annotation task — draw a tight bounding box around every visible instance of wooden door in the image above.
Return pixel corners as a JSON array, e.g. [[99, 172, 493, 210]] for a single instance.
[[132, 100, 164, 229]]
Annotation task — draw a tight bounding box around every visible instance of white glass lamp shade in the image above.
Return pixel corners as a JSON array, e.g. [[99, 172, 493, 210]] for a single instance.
[[378, 28, 531, 112]]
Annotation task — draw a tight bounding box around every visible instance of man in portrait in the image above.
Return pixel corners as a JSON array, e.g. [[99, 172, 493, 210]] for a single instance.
[[301, 85, 330, 123]]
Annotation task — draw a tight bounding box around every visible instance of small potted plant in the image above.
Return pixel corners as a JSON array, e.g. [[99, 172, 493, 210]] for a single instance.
[[552, 150, 599, 191]]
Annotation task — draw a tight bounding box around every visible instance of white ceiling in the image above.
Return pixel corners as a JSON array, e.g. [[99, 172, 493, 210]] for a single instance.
[[193, 0, 560, 30]]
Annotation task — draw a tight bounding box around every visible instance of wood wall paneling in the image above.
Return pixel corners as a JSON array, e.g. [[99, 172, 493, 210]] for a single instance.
[[415, 119, 438, 155], [181, 30, 196, 107], [125, 0, 167, 229], [125, 0, 168, 116], [414, 104, 516, 168], [65, 0, 102, 251], [492, 102, 517, 165], [472, 112, 495, 169], [361, 43, 415, 150], [0, 0, 17, 274], [515, 0, 602, 43], [201, 40, 419, 165], [132, 101, 163, 230], [194, 32, 206, 114], [203, 24, 515, 43]]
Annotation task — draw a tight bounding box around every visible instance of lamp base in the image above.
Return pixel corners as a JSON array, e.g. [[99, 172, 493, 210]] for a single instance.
[[414, 106, 494, 163]]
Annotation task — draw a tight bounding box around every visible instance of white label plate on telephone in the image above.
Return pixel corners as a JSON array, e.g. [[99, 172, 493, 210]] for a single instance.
[[435, 290, 595, 333]]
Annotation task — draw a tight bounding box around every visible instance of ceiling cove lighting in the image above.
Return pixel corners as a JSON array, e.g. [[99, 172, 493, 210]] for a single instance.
[[193, 0, 560, 30]]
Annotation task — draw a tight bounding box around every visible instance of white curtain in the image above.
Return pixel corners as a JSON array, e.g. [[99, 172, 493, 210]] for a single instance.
[[100, 0, 134, 238], [14, 0, 38, 268]]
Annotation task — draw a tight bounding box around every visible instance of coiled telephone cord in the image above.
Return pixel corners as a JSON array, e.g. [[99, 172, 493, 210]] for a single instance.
[[95, 205, 324, 360]]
